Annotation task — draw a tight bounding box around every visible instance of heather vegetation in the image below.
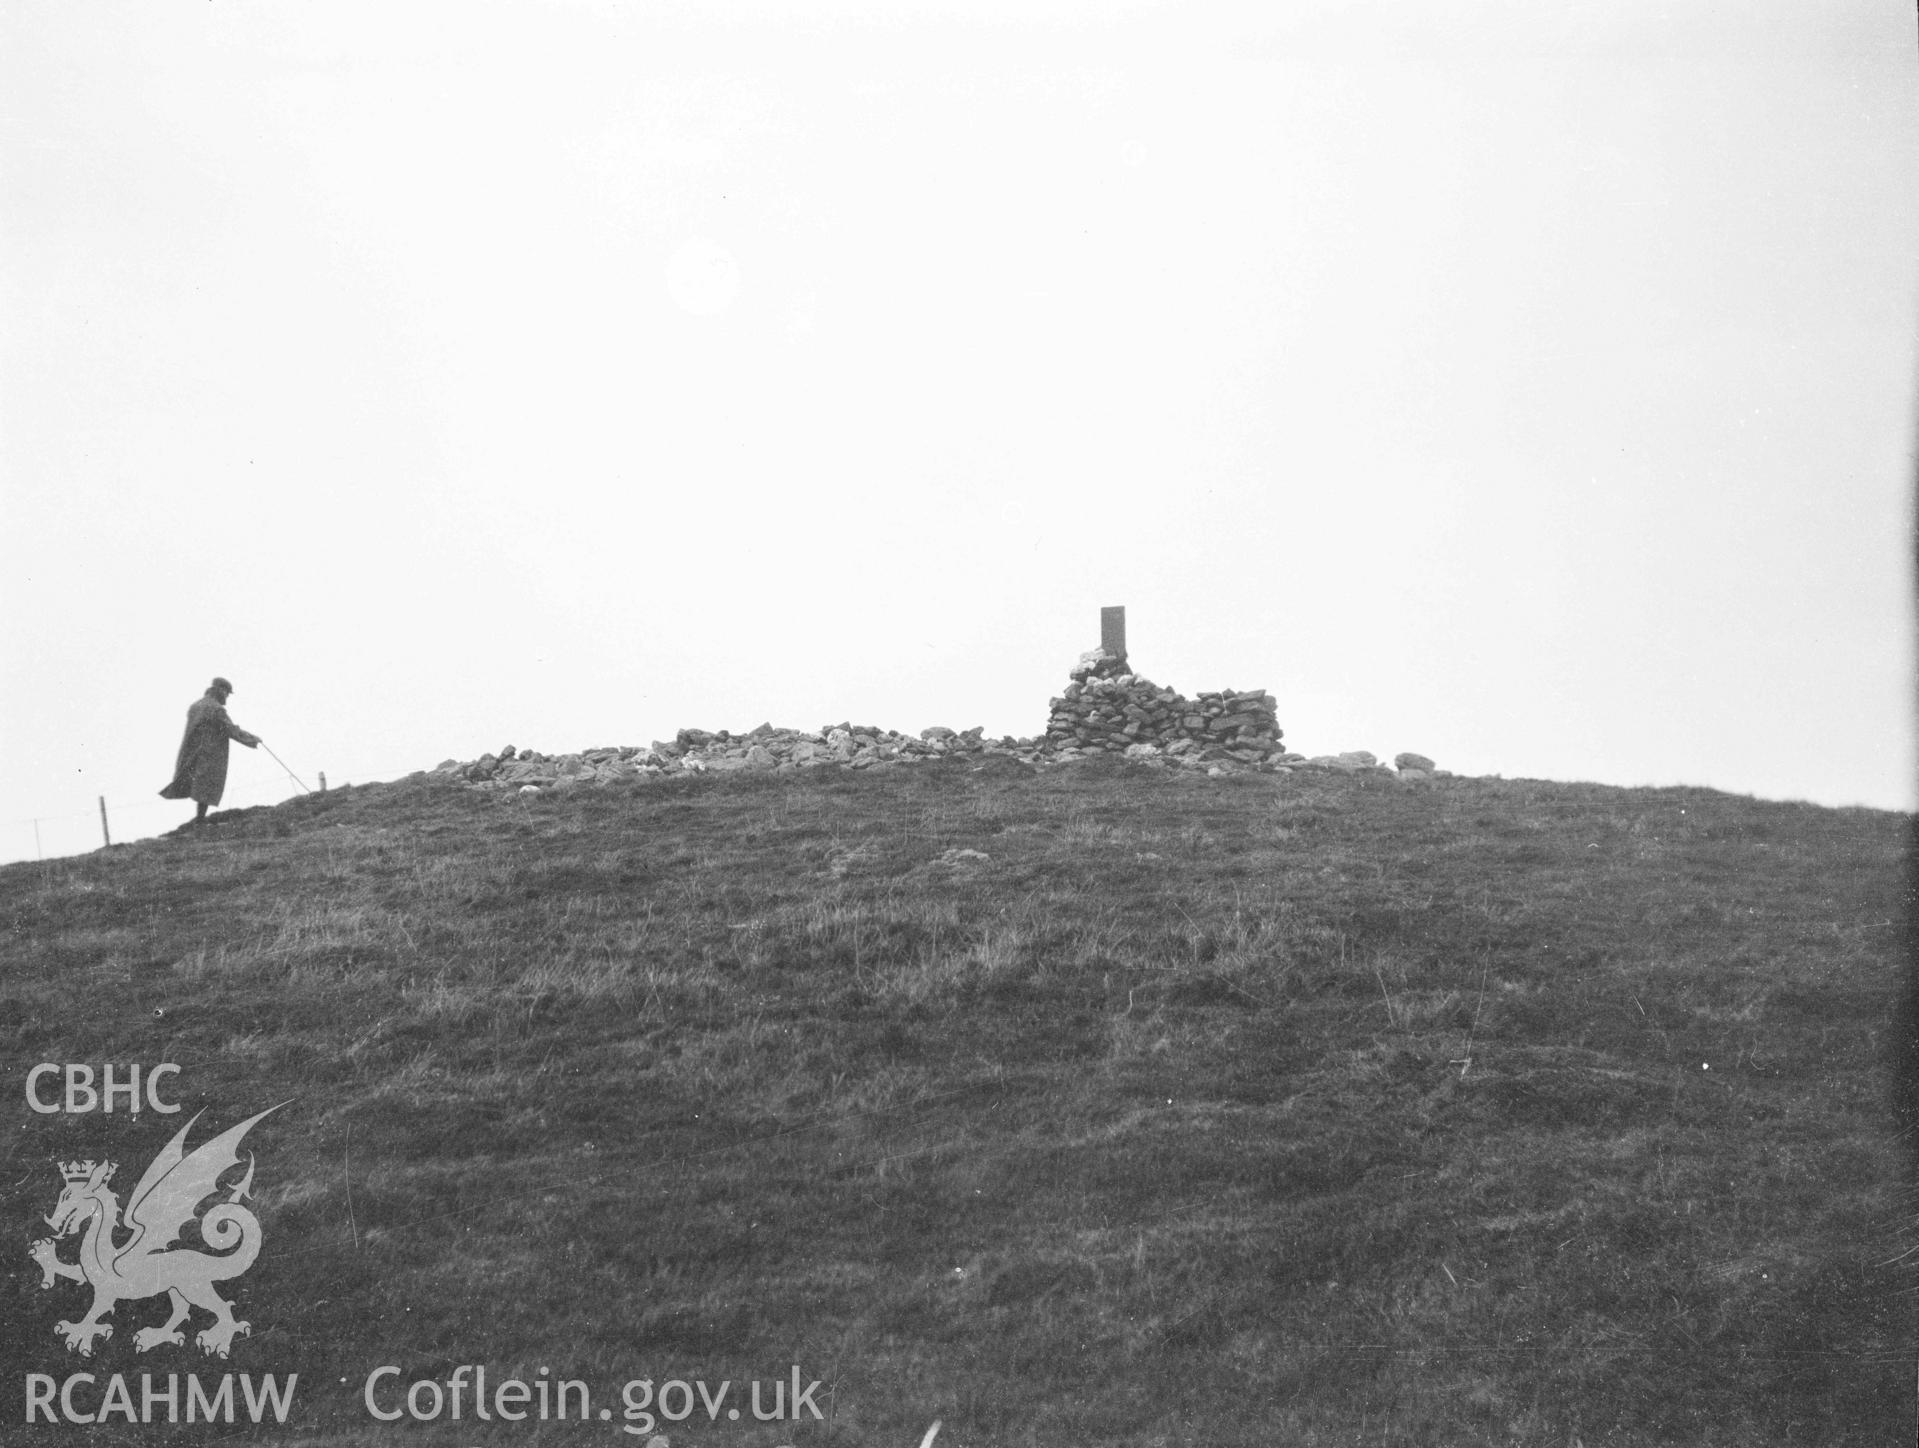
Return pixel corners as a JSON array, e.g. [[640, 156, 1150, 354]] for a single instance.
[[0, 760, 1908, 1445]]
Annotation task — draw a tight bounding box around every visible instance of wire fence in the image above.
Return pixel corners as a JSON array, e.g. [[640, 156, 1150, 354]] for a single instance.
[[1, 756, 437, 868]]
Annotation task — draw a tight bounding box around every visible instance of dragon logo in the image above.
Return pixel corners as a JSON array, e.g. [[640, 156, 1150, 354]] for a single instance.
[[28, 1105, 284, 1359]]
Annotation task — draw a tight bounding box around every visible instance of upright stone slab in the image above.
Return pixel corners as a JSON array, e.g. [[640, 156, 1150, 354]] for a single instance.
[[1101, 606, 1127, 669]]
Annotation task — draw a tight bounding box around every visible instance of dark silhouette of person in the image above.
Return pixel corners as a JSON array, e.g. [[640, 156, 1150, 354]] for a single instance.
[[159, 677, 261, 823]]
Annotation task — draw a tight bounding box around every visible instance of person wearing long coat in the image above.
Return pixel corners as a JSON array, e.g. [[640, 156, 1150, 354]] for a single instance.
[[159, 677, 261, 821]]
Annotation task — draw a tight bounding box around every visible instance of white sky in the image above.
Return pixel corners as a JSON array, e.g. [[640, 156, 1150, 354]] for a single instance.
[[3, 2, 1915, 863]]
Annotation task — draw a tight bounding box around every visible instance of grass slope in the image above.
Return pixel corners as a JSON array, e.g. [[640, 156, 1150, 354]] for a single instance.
[[1, 762, 1909, 1446]]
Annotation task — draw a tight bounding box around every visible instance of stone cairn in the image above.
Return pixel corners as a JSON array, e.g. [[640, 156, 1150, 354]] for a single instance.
[[425, 612, 1443, 791], [1042, 646, 1287, 768], [430, 700, 1442, 795]]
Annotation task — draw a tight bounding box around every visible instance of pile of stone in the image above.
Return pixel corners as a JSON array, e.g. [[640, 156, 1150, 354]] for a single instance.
[[428, 732, 1446, 792], [1292, 750, 1444, 780], [1043, 650, 1287, 768], [1072, 643, 1133, 682], [432, 723, 1036, 791], [422, 646, 1446, 791]]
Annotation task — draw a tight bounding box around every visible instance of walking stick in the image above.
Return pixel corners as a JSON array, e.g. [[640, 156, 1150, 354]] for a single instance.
[[260, 742, 313, 793]]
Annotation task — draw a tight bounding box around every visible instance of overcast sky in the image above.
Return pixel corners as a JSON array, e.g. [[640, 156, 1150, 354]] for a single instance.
[[3, 1, 1914, 863]]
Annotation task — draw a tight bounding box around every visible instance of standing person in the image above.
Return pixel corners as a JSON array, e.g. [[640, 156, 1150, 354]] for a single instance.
[[159, 677, 262, 823]]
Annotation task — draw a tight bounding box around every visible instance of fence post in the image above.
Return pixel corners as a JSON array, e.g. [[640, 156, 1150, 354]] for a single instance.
[[98, 797, 111, 848], [34, 820, 42, 860], [318, 772, 327, 792]]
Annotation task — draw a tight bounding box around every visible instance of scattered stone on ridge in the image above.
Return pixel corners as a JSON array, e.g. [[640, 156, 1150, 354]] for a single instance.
[[422, 644, 1480, 791]]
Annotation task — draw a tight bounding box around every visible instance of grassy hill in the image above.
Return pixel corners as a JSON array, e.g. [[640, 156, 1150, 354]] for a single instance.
[[1, 760, 1909, 1446]]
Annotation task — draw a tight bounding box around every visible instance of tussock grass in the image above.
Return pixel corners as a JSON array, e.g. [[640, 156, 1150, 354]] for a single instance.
[[0, 765, 1909, 1445]]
